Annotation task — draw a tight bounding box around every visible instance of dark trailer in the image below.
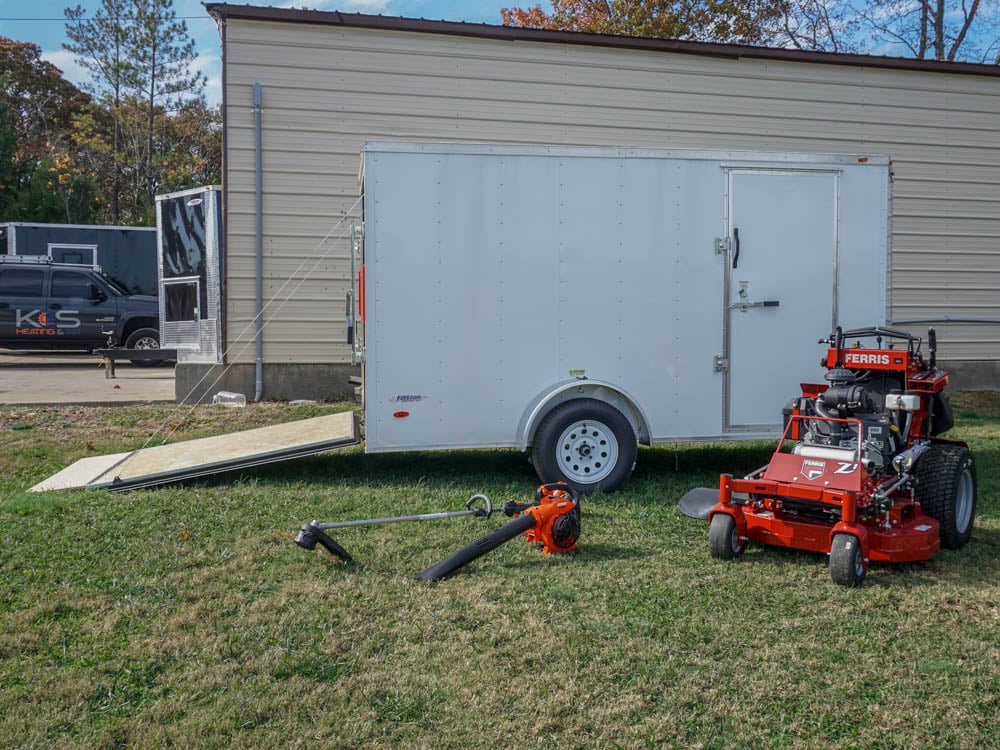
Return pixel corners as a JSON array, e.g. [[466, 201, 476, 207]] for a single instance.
[[0, 222, 157, 296]]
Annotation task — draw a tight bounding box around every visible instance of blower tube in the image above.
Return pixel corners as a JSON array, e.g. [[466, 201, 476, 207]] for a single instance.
[[415, 513, 537, 582]]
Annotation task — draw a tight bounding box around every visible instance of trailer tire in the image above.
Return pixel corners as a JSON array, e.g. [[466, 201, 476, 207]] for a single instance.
[[915, 444, 976, 550], [531, 398, 636, 493], [125, 328, 161, 367], [709, 513, 745, 560], [829, 533, 866, 587]]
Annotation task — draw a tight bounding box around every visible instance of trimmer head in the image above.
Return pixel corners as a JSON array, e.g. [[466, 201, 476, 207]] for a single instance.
[[294, 521, 353, 563]]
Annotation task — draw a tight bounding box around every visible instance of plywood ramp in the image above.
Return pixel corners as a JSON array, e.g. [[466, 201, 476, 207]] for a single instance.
[[31, 411, 359, 492]]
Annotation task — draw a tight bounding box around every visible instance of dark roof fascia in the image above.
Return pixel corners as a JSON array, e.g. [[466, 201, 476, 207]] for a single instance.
[[204, 2, 1000, 79]]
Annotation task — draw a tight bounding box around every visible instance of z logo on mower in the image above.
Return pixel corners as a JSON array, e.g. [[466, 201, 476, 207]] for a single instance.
[[801, 460, 826, 480]]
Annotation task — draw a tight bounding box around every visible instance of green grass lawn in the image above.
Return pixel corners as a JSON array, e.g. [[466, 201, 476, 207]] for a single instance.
[[1, 395, 998, 749]]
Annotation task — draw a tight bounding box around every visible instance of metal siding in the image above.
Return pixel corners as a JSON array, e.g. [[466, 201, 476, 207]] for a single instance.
[[223, 20, 1000, 365]]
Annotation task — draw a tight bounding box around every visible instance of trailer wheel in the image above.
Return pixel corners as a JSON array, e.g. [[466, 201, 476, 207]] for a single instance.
[[915, 444, 977, 550], [829, 533, 866, 587], [709, 513, 745, 560], [125, 328, 161, 367], [531, 398, 636, 493]]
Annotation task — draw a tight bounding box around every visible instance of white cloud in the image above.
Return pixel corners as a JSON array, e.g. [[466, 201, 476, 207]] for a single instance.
[[193, 48, 223, 108], [40, 48, 89, 88]]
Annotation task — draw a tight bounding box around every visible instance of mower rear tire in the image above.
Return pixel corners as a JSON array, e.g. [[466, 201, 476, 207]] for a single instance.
[[531, 398, 637, 494], [709, 513, 745, 560], [915, 444, 977, 550], [829, 533, 866, 587]]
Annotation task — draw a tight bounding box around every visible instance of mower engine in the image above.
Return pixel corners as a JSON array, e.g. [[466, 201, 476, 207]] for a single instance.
[[706, 326, 976, 586]]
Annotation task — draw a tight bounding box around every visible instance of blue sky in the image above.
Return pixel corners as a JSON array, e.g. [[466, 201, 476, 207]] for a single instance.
[[0, 1, 512, 106]]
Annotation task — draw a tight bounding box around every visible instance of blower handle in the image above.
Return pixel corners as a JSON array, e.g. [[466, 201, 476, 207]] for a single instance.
[[415, 513, 537, 582]]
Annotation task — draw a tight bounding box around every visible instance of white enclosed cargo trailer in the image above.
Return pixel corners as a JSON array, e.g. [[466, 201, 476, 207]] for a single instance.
[[33, 142, 891, 494], [355, 142, 889, 492]]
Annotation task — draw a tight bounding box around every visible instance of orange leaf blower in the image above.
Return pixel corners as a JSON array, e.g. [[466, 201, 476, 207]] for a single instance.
[[415, 482, 580, 582]]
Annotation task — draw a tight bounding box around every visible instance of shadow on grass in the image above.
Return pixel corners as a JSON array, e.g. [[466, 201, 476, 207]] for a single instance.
[[705, 524, 1000, 590]]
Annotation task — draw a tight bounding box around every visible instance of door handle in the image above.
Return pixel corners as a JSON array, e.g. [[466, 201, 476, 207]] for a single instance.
[[730, 299, 780, 311], [732, 227, 740, 269]]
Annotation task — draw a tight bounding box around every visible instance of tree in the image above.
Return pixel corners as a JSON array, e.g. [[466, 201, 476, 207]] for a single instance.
[[858, 0, 999, 62], [0, 38, 90, 162], [501, 0, 788, 45], [779, 0, 862, 53], [64, 0, 212, 225], [132, 0, 206, 210], [502, 0, 1000, 61], [0, 39, 98, 223], [157, 98, 221, 192], [64, 0, 136, 223], [0, 99, 22, 218]]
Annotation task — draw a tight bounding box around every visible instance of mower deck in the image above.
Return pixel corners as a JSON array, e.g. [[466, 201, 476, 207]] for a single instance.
[[719, 492, 941, 564]]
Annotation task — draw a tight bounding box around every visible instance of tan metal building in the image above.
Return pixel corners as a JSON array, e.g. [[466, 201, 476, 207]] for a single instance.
[[199, 3, 1000, 401]]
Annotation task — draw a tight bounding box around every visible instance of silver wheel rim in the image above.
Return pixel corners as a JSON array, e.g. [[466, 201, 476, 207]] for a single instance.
[[132, 336, 158, 350], [955, 467, 974, 533], [556, 419, 618, 484], [730, 526, 741, 554]]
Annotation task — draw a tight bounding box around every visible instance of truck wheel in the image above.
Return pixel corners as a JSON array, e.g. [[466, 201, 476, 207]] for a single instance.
[[125, 328, 161, 367], [829, 533, 866, 587], [915, 444, 977, 550], [531, 398, 636, 493], [709, 513, 745, 560]]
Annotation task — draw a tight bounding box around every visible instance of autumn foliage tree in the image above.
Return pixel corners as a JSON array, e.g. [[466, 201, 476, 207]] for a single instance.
[[0, 38, 99, 223], [0, 25, 219, 226], [501, 0, 788, 44], [502, 0, 1000, 60]]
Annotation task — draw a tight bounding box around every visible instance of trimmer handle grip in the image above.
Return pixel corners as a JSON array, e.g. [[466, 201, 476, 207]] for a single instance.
[[415, 513, 537, 582]]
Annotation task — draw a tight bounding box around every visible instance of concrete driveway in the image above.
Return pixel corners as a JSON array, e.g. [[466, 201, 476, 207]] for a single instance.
[[0, 350, 175, 405]]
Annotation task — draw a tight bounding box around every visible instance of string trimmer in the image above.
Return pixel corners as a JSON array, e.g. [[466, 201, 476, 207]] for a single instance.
[[294, 493, 494, 563], [416, 482, 580, 582]]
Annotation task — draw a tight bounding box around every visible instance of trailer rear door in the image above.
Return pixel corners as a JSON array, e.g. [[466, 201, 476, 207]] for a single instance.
[[724, 169, 838, 430]]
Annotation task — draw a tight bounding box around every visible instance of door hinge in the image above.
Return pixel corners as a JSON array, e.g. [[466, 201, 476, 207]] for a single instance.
[[714, 355, 729, 372], [714, 236, 730, 254]]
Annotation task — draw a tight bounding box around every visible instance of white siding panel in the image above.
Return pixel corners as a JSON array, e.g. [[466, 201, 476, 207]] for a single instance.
[[222, 19, 1000, 364]]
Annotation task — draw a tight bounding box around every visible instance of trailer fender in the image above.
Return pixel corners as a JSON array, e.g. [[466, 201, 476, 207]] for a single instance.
[[516, 379, 651, 451]]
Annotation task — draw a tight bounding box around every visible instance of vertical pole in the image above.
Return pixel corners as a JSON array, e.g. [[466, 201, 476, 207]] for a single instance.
[[253, 83, 264, 402]]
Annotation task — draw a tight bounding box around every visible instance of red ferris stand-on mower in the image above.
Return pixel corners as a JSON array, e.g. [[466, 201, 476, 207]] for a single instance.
[[679, 326, 977, 586]]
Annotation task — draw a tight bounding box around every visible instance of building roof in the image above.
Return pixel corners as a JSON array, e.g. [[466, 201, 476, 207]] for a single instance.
[[205, 2, 1000, 79]]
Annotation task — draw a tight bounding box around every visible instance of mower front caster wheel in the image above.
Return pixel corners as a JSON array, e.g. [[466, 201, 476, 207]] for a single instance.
[[829, 533, 866, 587], [709, 513, 745, 560]]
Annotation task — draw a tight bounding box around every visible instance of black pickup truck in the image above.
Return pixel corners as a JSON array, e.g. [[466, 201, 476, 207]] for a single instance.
[[0, 256, 161, 362]]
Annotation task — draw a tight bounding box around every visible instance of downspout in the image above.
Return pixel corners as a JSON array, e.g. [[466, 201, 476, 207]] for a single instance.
[[253, 82, 264, 402]]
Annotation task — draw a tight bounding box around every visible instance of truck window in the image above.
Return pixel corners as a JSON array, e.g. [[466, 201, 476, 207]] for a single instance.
[[0, 268, 44, 297], [51, 270, 93, 298]]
